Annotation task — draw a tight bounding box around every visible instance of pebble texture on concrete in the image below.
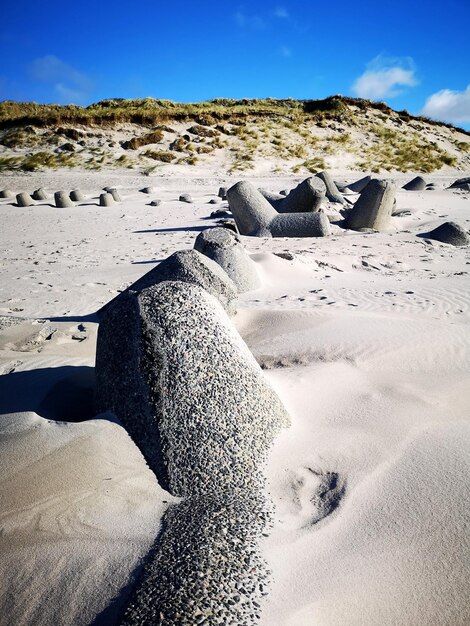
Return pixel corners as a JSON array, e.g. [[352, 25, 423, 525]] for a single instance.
[[194, 227, 260, 292], [98, 249, 238, 318], [96, 281, 290, 625]]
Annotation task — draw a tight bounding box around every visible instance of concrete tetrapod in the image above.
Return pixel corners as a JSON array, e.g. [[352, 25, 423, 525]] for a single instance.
[[403, 176, 426, 191], [227, 181, 330, 237], [260, 177, 325, 213], [315, 171, 347, 204], [345, 179, 396, 231], [32, 188, 49, 200], [347, 175, 371, 193], [54, 191, 74, 208], [70, 189, 85, 202], [99, 193, 115, 207], [194, 227, 261, 292], [449, 177, 470, 190], [16, 192, 34, 207], [98, 248, 238, 318], [95, 281, 289, 626], [423, 221, 470, 246]]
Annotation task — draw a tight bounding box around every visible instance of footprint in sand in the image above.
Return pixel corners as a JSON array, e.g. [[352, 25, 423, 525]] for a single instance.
[[288, 466, 346, 528]]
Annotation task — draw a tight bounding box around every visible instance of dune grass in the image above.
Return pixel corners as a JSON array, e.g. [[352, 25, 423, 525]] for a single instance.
[[0, 96, 467, 173]]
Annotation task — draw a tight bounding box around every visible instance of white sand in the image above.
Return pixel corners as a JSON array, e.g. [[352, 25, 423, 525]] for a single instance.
[[0, 168, 469, 625]]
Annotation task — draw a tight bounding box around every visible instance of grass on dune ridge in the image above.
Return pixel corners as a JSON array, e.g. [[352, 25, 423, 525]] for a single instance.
[[0, 96, 468, 174], [0, 95, 468, 133]]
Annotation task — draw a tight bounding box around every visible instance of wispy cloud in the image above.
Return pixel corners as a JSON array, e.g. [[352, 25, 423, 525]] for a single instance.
[[352, 55, 417, 100], [421, 85, 470, 124], [28, 55, 92, 104], [274, 7, 289, 18], [280, 45, 292, 58], [234, 10, 266, 30]]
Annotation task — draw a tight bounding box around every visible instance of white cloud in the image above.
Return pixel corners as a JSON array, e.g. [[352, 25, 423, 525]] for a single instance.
[[28, 55, 92, 104], [421, 85, 470, 124], [274, 7, 289, 18], [280, 45, 292, 58], [352, 55, 417, 100], [234, 10, 266, 29]]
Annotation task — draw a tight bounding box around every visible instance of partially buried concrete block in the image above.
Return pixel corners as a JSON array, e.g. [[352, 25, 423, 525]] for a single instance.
[[228, 181, 276, 236], [0, 189, 14, 199], [218, 186, 227, 199], [315, 171, 346, 204], [261, 177, 325, 213], [179, 194, 193, 203], [259, 189, 284, 205], [98, 249, 237, 318], [423, 221, 469, 246], [95, 280, 288, 494], [194, 227, 260, 292], [270, 211, 330, 237], [95, 281, 289, 624], [227, 181, 330, 237], [55, 191, 74, 208], [403, 176, 426, 191], [32, 188, 49, 200], [345, 179, 396, 231], [16, 192, 34, 207], [449, 177, 470, 190], [99, 193, 115, 207], [70, 189, 85, 202], [347, 175, 371, 193], [108, 188, 121, 202]]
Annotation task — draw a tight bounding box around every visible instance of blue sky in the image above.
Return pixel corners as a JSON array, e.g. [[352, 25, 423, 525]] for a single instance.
[[1, 0, 469, 126]]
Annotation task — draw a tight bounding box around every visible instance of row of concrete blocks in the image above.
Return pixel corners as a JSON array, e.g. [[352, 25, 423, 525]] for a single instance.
[[99, 227, 260, 324], [1, 187, 122, 207], [226, 176, 396, 236], [95, 231, 287, 623]]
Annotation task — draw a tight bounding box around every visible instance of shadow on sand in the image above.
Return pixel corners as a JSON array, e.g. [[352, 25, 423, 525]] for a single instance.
[[0, 365, 97, 422], [134, 226, 208, 234]]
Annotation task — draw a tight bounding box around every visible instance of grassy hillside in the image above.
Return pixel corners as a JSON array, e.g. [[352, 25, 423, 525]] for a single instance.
[[0, 96, 469, 175]]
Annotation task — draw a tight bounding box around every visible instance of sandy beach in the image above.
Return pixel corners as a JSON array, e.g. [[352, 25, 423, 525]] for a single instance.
[[0, 167, 469, 625]]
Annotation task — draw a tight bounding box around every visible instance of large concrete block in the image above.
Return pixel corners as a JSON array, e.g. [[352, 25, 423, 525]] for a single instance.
[[423, 221, 469, 246], [227, 181, 330, 237], [96, 281, 289, 624], [262, 177, 326, 213], [98, 249, 238, 318], [194, 227, 260, 292], [345, 179, 396, 231], [32, 188, 49, 200], [16, 192, 34, 207], [227, 181, 276, 236], [54, 191, 74, 208], [70, 189, 85, 201], [270, 211, 331, 237], [347, 175, 371, 193], [403, 176, 426, 191], [315, 170, 346, 204]]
